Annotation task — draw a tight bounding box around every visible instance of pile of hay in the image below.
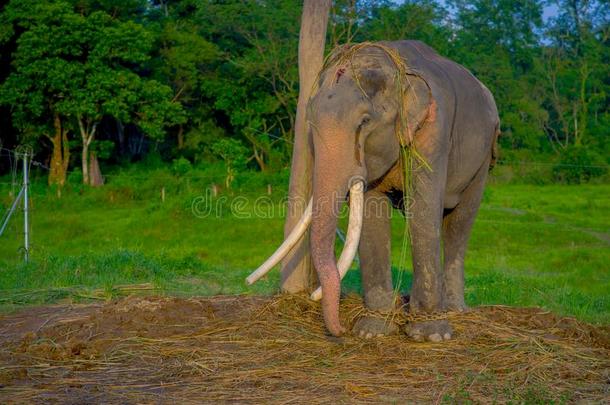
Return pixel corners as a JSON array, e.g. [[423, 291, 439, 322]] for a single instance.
[[0, 294, 608, 403]]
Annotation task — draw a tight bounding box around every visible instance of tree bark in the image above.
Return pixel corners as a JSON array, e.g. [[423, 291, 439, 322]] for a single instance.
[[78, 116, 97, 185], [576, 62, 589, 146], [48, 114, 70, 187], [88, 152, 104, 187], [281, 0, 331, 293], [82, 145, 89, 185]]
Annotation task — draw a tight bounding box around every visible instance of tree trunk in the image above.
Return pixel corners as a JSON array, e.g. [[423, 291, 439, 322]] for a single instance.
[[88, 152, 104, 187], [281, 0, 331, 293], [82, 143, 90, 185], [253, 146, 267, 172], [48, 114, 70, 187], [576, 62, 589, 146], [78, 116, 97, 185]]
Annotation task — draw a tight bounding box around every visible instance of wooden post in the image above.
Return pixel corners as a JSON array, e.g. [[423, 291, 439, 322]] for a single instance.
[[161, 187, 166, 203], [267, 184, 272, 195], [281, 0, 331, 293]]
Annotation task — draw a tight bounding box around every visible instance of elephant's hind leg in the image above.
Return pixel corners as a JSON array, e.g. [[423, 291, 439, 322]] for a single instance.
[[442, 156, 491, 311], [353, 189, 399, 338]]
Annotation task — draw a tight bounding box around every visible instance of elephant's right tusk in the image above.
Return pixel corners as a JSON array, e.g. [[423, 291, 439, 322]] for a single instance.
[[246, 198, 313, 285], [310, 180, 364, 301]]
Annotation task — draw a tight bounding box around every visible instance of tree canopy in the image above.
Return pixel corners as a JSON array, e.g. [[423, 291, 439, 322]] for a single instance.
[[0, 0, 608, 184]]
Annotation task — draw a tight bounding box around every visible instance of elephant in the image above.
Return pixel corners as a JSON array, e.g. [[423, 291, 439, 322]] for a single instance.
[[248, 40, 499, 342]]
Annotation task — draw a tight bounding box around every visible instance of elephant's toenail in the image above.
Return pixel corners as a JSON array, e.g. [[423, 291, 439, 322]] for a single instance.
[[365, 332, 372, 339], [443, 333, 451, 340]]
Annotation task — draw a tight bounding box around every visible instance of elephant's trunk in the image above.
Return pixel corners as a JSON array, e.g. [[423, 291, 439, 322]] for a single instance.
[[246, 122, 365, 337], [310, 141, 365, 336]]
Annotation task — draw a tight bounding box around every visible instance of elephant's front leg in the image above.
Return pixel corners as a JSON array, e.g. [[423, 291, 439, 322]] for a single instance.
[[353, 189, 399, 338], [406, 163, 453, 342]]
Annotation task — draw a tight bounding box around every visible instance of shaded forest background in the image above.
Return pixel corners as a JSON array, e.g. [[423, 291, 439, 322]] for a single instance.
[[0, 0, 608, 186]]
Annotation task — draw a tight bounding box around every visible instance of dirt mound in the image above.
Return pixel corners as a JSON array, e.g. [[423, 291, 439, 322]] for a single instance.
[[0, 295, 608, 403]]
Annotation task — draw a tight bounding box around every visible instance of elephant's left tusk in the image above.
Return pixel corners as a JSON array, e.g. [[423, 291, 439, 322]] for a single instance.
[[310, 180, 364, 301]]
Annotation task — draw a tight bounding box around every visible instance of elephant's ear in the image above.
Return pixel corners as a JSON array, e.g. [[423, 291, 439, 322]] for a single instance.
[[399, 74, 434, 145]]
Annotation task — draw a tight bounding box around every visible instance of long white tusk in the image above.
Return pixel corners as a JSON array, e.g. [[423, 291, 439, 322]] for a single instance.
[[310, 180, 364, 301], [246, 198, 313, 285]]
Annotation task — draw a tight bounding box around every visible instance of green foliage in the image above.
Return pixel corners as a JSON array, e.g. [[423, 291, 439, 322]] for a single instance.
[[211, 138, 248, 188], [180, 118, 226, 163], [359, 0, 451, 54], [67, 167, 83, 185], [0, 0, 184, 171], [553, 146, 608, 184], [90, 140, 115, 159], [0, 0, 608, 183], [171, 156, 192, 176], [197, 0, 301, 171]]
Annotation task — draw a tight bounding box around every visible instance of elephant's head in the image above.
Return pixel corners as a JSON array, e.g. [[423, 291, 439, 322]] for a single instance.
[[247, 44, 434, 336]]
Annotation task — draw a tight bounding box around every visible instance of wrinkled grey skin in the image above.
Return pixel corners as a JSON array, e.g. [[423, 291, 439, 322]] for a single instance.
[[307, 40, 499, 341]]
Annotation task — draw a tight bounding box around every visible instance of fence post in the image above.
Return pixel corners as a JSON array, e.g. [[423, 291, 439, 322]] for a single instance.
[[22, 151, 29, 262]]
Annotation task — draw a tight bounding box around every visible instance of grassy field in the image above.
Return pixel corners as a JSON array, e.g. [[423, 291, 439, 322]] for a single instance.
[[0, 169, 608, 324]]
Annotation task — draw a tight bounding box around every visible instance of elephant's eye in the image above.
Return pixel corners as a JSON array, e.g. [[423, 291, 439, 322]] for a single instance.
[[360, 115, 371, 127]]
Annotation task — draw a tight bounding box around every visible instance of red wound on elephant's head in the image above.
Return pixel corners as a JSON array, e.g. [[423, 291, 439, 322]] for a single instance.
[[335, 67, 347, 83]]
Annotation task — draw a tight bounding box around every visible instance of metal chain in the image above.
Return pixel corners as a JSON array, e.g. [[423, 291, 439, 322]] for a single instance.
[[354, 305, 450, 326]]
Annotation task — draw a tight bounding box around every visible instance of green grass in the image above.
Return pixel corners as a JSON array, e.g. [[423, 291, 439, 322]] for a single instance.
[[0, 169, 608, 324]]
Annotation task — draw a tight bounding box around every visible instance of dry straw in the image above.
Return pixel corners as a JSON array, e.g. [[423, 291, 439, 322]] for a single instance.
[[0, 294, 608, 403]]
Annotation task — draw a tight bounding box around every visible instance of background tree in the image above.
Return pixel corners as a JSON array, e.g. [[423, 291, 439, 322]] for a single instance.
[[198, 0, 301, 172], [211, 138, 248, 189], [149, 0, 221, 158], [543, 0, 609, 150], [0, 0, 184, 185], [359, 0, 451, 54], [0, 0, 607, 185], [448, 0, 548, 154]]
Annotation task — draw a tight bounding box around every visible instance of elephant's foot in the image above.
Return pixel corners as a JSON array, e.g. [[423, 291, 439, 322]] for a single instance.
[[405, 319, 453, 342], [353, 315, 399, 339]]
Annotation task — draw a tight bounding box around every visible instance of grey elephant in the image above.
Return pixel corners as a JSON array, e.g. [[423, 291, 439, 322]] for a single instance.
[[248, 40, 499, 342]]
